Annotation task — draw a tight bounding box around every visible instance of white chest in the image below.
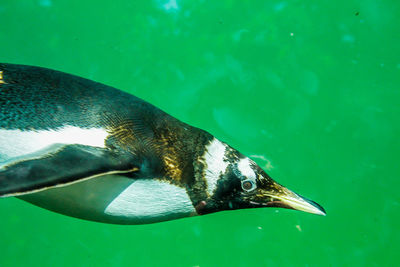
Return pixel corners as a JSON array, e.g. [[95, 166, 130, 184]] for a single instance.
[[19, 175, 197, 224]]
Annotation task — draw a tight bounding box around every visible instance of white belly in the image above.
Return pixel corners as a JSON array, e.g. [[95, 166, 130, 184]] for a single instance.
[[19, 175, 197, 224]]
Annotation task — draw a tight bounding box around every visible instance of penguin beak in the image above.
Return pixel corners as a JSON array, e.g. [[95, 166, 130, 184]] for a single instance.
[[254, 182, 326, 216]]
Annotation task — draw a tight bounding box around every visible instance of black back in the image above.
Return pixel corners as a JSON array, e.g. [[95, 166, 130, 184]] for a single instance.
[[0, 63, 212, 196]]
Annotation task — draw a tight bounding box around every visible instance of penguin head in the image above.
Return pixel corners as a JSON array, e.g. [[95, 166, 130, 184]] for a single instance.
[[196, 141, 325, 216]]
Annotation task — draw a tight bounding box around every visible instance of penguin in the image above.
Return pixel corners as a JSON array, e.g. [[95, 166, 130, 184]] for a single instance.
[[0, 63, 325, 224]]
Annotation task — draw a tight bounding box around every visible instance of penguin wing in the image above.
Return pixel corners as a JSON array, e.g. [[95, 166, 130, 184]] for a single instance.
[[0, 144, 139, 197], [0, 63, 165, 197]]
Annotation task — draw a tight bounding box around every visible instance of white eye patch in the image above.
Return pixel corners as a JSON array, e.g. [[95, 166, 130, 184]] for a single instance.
[[237, 157, 257, 182]]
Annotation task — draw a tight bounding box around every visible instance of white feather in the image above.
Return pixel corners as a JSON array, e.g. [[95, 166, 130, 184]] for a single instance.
[[20, 175, 196, 224], [203, 138, 228, 195], [104, 179, 195, 220], [237, 157, 256, 181], [0, 126, 108, 167]]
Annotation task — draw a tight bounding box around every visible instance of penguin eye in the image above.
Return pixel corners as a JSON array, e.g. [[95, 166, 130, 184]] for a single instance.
[[241, 179, 256, 192]]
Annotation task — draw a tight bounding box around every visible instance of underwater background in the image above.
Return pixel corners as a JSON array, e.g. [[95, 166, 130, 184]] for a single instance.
[[0, 0, 398, 266]]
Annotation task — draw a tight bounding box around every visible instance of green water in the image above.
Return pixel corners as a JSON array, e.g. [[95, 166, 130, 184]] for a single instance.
[[0, 0, 399, 266]]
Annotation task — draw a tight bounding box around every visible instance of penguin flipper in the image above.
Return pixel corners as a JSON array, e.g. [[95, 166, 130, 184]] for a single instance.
[[0, 144, 138, 197]]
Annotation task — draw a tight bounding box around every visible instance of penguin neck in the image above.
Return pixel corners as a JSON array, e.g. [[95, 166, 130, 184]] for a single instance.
[[188, 137, 238, 207]]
